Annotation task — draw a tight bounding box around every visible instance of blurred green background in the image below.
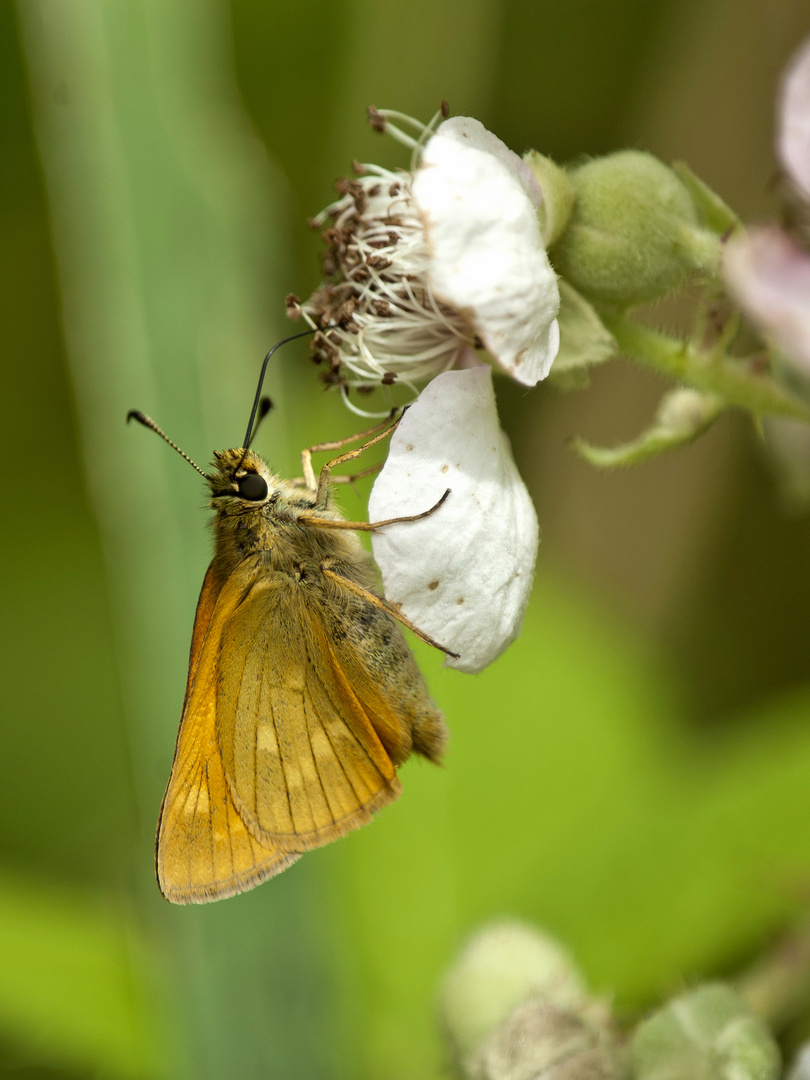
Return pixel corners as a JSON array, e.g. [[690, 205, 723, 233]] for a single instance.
[[5, 0, 810, 1077]]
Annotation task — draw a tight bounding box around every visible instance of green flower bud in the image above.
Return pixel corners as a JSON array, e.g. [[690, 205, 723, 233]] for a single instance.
[[629, 984, 781, 1080], [469, 1000, 619, 1080], [550, 151, 721, 306], [524, 151, 576, 246], [439, 921, 591, 1063]]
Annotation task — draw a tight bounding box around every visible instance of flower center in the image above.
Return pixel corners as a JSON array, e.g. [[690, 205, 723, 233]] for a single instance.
[[289, 162, 474, 416]]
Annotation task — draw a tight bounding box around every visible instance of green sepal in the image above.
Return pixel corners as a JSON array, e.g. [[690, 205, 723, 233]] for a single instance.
[[571, 388, 725, 468], [629, 984, 780, 1080], [524, 150, 575, 246], [548, 280, 617, 389], [671, 160, 741, 236]]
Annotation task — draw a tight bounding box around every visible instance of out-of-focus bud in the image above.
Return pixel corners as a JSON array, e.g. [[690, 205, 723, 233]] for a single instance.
[[629, 984, 781, 1080], [787, 1040, 810, 1080], [469, 1000, 619, 1080], [550, 151, 721, 306], [439, 921, 594, 1065]]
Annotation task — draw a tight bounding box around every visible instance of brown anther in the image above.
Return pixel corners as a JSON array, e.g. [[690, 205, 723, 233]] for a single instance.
[[366, 255, 391, 269], [356, 384, 374, 395], [368, 184, 381, 197], [352, 159, 367, 175], [322, 366, 347, 388], [440, 100, 450, 118], [367, 106, 386, 133], [344, 319, 360, 334], [389, 183, 401, 196], [381, 372, 398, 385], [372, 299, 391, 316], [285, 293, 301, 309], [327, 330, 343, 346]]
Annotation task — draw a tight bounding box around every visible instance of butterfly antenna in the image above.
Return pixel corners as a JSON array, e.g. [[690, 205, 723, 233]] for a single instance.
[[246, 397, 273, 449], [242, 327, 328, 449], [127, 410, 209, 479]]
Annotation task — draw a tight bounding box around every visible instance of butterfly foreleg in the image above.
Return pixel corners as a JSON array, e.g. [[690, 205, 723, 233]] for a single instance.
[[290, 461, 382, 492], [319, 561, 459, 658], [298, 410, 399, 496]]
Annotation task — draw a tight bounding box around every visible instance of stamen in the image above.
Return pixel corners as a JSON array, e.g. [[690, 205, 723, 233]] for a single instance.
[[298, 111, 477, 410]]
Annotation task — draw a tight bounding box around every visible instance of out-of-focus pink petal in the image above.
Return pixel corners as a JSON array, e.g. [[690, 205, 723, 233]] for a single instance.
[[779, 37, 810, 200], [724, 226, 810, 370]]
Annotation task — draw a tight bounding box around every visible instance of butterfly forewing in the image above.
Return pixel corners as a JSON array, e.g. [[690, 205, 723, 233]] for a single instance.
[[156, 562, 300, 903], [216, 574, 402, 852]]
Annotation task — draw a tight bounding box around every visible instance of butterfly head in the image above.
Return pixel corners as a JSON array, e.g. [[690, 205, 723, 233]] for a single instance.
[[208, 448, 279, 507]]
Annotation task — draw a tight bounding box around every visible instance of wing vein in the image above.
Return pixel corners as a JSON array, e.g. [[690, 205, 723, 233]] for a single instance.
[[311, 657, 369, 810], [189, 763, 204, 891], [205, 761, 215, 883], [270, 667, 295, 831], [303, 638, 338, 825]]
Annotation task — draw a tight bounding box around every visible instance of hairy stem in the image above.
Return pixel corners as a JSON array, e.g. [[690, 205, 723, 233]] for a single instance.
[[601, 311, 810, 424]]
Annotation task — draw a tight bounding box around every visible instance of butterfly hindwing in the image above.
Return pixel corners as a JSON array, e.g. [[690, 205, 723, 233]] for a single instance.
[[216, 572, 402, 852]]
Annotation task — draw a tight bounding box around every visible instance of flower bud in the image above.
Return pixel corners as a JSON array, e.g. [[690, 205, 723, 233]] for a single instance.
[[439, 921, 591, 1063], [629, 984, 780, 1080], [551, 151, 721, 306], [469, 1000, 619, 1080]]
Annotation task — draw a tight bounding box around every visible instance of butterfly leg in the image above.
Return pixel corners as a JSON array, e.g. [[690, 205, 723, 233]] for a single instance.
[[320, 562, 459, 658], [298, 488, 450, 532], [299, 410, 399, 492], [290, 462, 383, 492]]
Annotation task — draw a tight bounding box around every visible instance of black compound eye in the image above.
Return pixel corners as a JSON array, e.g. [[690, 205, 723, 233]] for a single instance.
[[236, 471, 268, 501]]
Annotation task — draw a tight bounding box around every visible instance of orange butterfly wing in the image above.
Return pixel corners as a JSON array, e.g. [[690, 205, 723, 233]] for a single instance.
[[156, 562, 299, 904], [215, 571, 402, 853]]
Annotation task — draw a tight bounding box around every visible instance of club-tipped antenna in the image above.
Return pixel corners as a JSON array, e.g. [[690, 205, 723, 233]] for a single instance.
[[242, 327, 325, 450], [127, 410, 209, 479]]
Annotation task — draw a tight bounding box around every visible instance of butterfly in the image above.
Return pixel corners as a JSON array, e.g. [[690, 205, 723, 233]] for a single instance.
[[130, 336, 453, 904]]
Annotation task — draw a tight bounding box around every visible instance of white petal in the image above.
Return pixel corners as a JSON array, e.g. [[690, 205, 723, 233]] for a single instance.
[[723, 226, 810, 370], [435, 116, 543, 208], [369, 366, 539, 674], [414, 118, 560, 387], [779, 36, 810, 200]]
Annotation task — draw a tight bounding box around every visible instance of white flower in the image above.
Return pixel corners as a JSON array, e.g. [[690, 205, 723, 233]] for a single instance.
[[291, 108, 559, 409], [293, 109, 555, 672], [724, 38, 810, 371]]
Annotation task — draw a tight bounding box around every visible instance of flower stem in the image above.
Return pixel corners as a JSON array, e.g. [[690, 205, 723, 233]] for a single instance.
[[600, 311, 810, 424]]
